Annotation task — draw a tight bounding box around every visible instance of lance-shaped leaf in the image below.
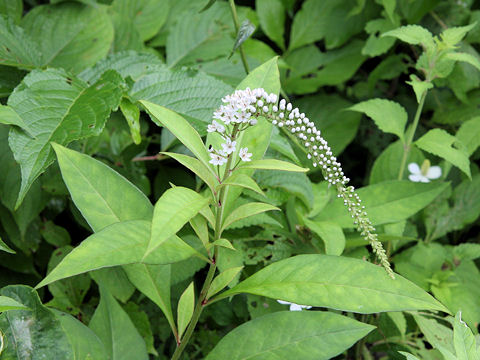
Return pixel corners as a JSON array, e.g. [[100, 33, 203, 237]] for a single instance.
[[304, 219, 345, 256], [207, 267, 243, 300], [89, 286, 148, 360], [216, 255, 448, 313], [221, 203, 279, 232], [415, 129, 471, 178], [177, 282, 195, 339], [4, 69, 124, 208], [349, 99, 407, 143], [453, 311, 478, 360], [0, 295, 29, 312], [52, 144, 153, 232], [219, 173, 264, 196], [0, 237, 15, 254], [143, 187, 209, 258], [120, 98, 141, 144], [140, 101, 214, 171], [382, 25, 435, 50], [205, 311, 375, 360], [446, 52, 480, 71], [230, 20, 255, 57], [238, 159, 308, 172], [36, 220, 201, 289]]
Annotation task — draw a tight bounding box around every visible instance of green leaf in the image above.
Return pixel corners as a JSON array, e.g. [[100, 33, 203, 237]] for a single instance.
[[90, 267, 135, 304], [383, 25, 435, 50], [456, 116, 480, 156], [304, 219, 345, 255], [349, 99, 407, 142], [5, 69, 123, 208], [398, 352, 422, 360], [316, 180, 448, 227], [53, 309, 108, 360], [210, 238, 235, 250], [0, 0, 23, 24], [230, 20, 256, 57], [189, 214, 209, 248], [120, 98, 141, 145], [441, 23, 477, 48], [177, 282, 195, 339], [140, 101, 213, 170], [206, 311, 374, 360], [89, 286, 148, 360], [22, 2, 114, 73], [362, 18, 397, 57], [0, 295, 29, 312], [0, 285, 73, 359], [123, 264, 175, 334], [413, 313, 454, 354], [256, 0, 285, 50], [238, 159, 308, 172], [415, 129, 471, 178], [144, 186, 209, 257], [220, 173, 264, 196], [0, 16, 42, 69], [454, 311, 478, 360], [40, 221, 71, 247], [163, 152, 217, 195], [0, 237, 15, 254], [207, 267, 244, 299], [407, 74, 433, 103], [221, 203, 279, 232], [217, 255, 447, 313], [446, 52, 480, 71], [53, 144, 152, 232]]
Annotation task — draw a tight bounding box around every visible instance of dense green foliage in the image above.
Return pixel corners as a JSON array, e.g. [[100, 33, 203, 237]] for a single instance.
[[1, 0, 480, 359]]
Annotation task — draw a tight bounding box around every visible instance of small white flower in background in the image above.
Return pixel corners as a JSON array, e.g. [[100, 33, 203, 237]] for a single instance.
[[221, 138, 236, 155], [207, 120, 225, 134], [408, 160, 442, 183], [277, 300, 312, 311], [209, 153, 227, 166], [239, 147, 252, 162]]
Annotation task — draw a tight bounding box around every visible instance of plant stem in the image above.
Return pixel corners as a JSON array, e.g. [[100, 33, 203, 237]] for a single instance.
[[397, 91, 428, 180], [228, 0, 250, 74], [171, 129, 238, 360]]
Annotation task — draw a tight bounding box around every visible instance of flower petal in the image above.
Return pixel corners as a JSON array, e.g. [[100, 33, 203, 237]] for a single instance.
[[427, 166, 442, 179], [277, 300, 291, 305], [409, 174, 424, 182], [408, 162, 420, 175]]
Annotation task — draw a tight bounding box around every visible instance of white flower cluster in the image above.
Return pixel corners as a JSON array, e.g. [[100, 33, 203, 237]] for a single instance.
[[209, 88, 393, 277]]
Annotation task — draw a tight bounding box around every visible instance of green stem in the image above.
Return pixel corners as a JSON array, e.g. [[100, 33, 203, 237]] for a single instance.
[[171, 129, 238, 360], [397, 91, 428, 180], [228, 0, 250, 74]]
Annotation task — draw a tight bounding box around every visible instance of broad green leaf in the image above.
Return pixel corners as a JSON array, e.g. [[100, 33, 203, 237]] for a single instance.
[[123, 264, 175, 333], [177, 282, 195, 339], [220, 173, 264, 196], [0, 16, 42, 69], [206, 311, 374, 360], [221, 203, 279, 232], [140, 101, 213, 170], [441, 23, 477, 48], [163, 152, 217, 195], [383, 25, 435, 50], [207, 267, 243, 299], [453, 311, 479, 360], [446, 52, 480, 71], [415, 129, 471, 178], [349, 99, 407, 142], [413, 314, 455, 354], [144, 187, 209, 257], [0, 0, 23, 24], [0, 295, 28, 312], [238, 159, 308, 172], [0, 237, 15, 254], [22, 2, 114, 73], [53, 144, 152, 232], [456, 116, 480, 156], [304, 219, 345, 256], [5, 69, 123, 208], [90, 267, 135, 304], [53, 309, 108, 360], [120, 98, 141, 144], [315, 180, 449, 227], [231, 20, 256, 56], [0, 105, 31, 134], [0, 285, 73, 359], [40, 221, 71, 247], [217, 255, 447, 313], [256, 0, 285, 50], [89, 286, 148, 360], [123, 302, 157, 356]]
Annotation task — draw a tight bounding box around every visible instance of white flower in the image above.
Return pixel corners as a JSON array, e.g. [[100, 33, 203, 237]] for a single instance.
[[207, 120, 225, 133], [239, 147, 252, 162], [209, 153, 227, 166], [408, 160, 441, 183], [221, 138, 236, 155], [277, 300, 312, 311]]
